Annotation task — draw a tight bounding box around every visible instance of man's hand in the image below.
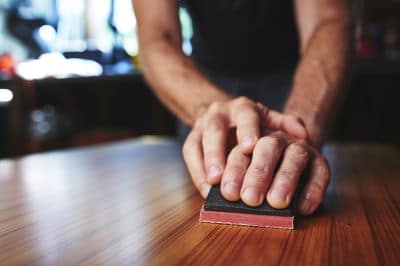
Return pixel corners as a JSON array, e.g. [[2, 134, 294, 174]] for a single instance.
[[219, 131, 330, 216], [182, 96, 308, 198]]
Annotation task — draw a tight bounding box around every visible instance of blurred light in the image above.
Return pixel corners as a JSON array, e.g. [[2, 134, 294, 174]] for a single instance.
[[16, 53, 102, 80], [123, 38, 139, 56], [113, 0, 136, 34], [97, 41, 113, 53], [38, 25, 57, 43], [179, 8, 193, 40], [31, 110, 46, 123], [0, 88, 13, 103], [182, 40, 192, 55], [37, 122, 51, 135]]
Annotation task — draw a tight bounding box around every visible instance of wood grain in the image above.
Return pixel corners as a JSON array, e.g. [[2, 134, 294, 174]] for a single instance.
[[0, 138, 399, 265]]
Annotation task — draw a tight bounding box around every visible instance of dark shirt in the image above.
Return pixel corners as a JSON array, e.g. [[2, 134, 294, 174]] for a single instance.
[[183, 0, 300, 75]]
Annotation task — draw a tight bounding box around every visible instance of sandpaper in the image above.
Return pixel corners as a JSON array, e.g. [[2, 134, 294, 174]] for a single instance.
[[199, 185, 300, 229]]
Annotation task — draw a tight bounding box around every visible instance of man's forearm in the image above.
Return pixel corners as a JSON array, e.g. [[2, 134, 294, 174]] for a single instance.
[[141, 40, 231, 126], [284, 16, 351, 147]]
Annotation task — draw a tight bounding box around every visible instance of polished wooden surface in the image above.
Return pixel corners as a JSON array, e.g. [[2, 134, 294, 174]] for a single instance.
[[0, 138, 399, 265]]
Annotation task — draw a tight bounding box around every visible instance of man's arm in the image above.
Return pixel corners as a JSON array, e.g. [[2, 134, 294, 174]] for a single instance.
[[133, 0, 307, 198], [132, 0, 229, 125], [285, 0, 352, 147]]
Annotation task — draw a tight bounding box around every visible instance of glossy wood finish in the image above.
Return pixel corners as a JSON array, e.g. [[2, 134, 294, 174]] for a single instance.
[[0, 138, 399, 265]]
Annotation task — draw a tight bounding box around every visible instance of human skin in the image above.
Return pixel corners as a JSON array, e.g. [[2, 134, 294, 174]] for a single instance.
[[132, 0, 351, 215]]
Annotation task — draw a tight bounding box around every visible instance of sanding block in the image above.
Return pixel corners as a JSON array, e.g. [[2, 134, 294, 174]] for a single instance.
[[199, 185, 298, 229]]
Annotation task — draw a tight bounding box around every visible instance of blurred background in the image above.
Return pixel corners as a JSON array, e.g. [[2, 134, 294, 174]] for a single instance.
[[0, 0, 399, 158]]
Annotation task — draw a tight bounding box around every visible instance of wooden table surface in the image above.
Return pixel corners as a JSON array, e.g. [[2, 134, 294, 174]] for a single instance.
[[0, 138, 399, 265]]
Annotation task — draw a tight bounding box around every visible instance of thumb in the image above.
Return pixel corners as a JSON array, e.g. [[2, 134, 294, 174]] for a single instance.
[[265, 110, 309, 140]]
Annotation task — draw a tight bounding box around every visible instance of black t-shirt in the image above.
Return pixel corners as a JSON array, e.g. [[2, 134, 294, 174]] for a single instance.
[[183, 0, 300, 75]]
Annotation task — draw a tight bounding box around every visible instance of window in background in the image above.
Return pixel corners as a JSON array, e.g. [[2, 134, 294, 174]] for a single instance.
[[1, 0, 194, 78], [56, 0, 88, 52], [57, 0, 193, 57], [111, 0, 137, 56]]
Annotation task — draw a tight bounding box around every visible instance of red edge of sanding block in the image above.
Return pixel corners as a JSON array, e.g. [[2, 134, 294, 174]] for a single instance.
[[199, 185, 297, 229], [199, 206, 294, 229]]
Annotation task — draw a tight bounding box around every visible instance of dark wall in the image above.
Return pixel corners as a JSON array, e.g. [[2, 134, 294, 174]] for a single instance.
[[331, 60, 400, 146], [3, 74, 177, 157]]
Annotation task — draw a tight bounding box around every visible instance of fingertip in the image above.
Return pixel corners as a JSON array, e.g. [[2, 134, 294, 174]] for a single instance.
[[241, 187, 264, 207], [266, 190, 290, 209], [298, 199, 313, 216], [221, 182, 241, 202], [200, 183, 211, 198], [297, 191, 317, 215]]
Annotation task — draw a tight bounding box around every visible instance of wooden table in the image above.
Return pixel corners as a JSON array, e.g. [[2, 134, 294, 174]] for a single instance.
[[0, 138, 399, 265]]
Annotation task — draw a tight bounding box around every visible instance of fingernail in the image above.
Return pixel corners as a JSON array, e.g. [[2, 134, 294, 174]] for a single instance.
[[207, 166, 222, 183], [268, 186, 289, 208], [242, 187, 262, 206], [300, 193, 313, 214], [241, 136, 256, 149], [201, 184, 212, 198], [223, 182, 240, 199]]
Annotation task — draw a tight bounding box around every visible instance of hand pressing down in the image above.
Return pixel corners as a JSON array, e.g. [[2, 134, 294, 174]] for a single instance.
[[182, 97, 308, 198], [220, 131, 330, 216], [182, 97, 330, 216], [184, 129, 330, 216]]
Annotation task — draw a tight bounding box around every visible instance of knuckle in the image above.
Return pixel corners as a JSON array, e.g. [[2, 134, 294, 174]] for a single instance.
[[203, 147, 220, 159], [226, 164, 247, 176], [249, 163, 268, 178], [276, 180, 292, 193], [246, 178, 267, 189], [255, 102, 268, 115], [256, 102, 268, 111], [269, 130, 289, 140], [295, 138, 309, 147], [277, 169, 296, 183], [208, 101, 225, 113], [234, 96, 252, 106], [228, 146, 247, 160], [288, 143, 309, 158], [206, 117, 226, 132], [230, 145, 242, 154], [258, 136, 284, 150], [182, 139, 195, 154]]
